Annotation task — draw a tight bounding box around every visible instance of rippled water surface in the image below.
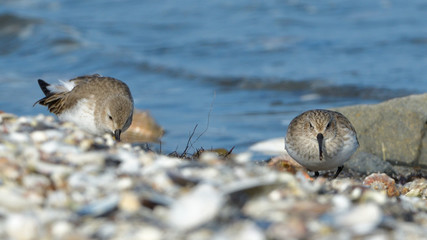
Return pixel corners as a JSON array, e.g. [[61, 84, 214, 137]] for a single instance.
[[1, 0, 427, 153]]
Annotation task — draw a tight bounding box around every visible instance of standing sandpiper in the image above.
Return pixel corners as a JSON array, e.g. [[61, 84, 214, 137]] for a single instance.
[[34, 74, 134, 141], [285, 109, 359, 178]]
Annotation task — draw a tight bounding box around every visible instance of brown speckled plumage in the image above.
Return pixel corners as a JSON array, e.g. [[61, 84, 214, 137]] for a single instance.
[[35, 74, 132, 114]]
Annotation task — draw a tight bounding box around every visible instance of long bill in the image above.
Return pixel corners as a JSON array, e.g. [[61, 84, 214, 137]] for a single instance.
[[317, 133, 324, 161], [114, 129, 122, 141]]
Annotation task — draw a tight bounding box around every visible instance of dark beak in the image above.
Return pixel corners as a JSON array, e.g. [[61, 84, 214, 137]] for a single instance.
[[317, 133, 323, 161], [114, 129, 122, 141]]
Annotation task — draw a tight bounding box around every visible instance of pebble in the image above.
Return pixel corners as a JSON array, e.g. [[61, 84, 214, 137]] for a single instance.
[[363, 173, 400, 197], [199, 151, 219, 163], [214, 221, 265, 240], [116, 177, 134, 190], [402, 178, 427, 198], [46, 190, 69, 208], [30, 130, 49, 142], [9, 132, 30, 143], [134, 226, 163, 240], [119, 191, 141, 213], [333, 203, 383, 235], [168, 184, 223, 231], [0, 187, 37, 211], [117, 151, 141, 175], [65, 152, 105, 166], [331, 195, 352, 213], [51, 221, 73, 239], [6, 214, 39, 240], [76, 194, 119, 217], [23, 174, 51, 191]]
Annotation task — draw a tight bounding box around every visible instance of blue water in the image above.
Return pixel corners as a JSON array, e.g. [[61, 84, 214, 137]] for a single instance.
[[1, 0, 426, 153]]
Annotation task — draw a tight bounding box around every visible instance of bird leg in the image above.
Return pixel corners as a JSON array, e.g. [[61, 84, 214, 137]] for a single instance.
[[314, 171, 319, 178], [332, 166, 344, 179]]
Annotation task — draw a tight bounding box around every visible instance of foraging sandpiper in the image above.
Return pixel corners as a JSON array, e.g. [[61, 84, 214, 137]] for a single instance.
[[285, 109, 359, 178], [34, 74, 134, 141]]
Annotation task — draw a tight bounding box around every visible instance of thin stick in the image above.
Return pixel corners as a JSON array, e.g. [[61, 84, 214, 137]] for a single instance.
[[194, 91, 216, 144], [180, 124, 198, 158]]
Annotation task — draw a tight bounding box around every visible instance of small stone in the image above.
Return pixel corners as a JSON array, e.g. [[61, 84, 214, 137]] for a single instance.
[[350, 187, 363, 200], [26, 191, 45, 206], [40, 141, 60, 154], [402, 178, 427, 199], [249, 137, 284, 155], [0, 187, 36, 211], [334, 203, 383, 235], [17, 116, 31, 124], [168, 184, 223, 231], [331, 195, 351, 213], [214, 221, 265, 240], [9, 132, 30, 143], [0, 111, 16, 123], [46, 190, 69, 208], [119, 191, 141, 213], [199, 151, 219, 163], [117, 151, 141, 175], [267, 219, 306, 240], [51, 221, 73, 239], [31, 161, 73, 177], [6, 214, 39, 240], [405, 188, 422, 198], [95, 223, 116, 239], [134, 226, 163, 240], [363, 173, 400, 197], [1, 163, 20, 181], [65, 152, 105, 166], [187, 229, 214, 240], [361, 190, 389, 205], [116, 177, 133, 190], [268, 190, 281, 201], [23, 174, 51, 193], [234, 152, 252, 163], [79, 139, 94, 151], [35, 114, 47, 122], [30, 131, 48, 143], [104, 134, 115, 147], [76, 194, 119, 217]]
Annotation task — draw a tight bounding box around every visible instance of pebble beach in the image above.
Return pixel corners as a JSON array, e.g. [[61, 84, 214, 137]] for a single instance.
[[1, 111, 427, 240], [2, 1, 427, 239]]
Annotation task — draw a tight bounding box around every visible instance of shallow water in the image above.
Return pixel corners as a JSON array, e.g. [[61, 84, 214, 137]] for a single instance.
[[1, 0, 426, 153]]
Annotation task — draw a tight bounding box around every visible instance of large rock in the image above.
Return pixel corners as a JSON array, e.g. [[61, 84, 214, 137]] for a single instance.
[[334, 93, 427, 167], [343, 151, 396, 175]]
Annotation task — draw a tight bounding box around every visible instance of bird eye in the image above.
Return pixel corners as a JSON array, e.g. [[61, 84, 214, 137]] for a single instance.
[[326, 122, 331, 129], [108, 115, 113, 121], [309, 122, 314, 129]]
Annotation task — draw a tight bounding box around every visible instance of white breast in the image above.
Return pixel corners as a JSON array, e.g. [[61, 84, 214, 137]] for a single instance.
[[58, 99, 101, 135]]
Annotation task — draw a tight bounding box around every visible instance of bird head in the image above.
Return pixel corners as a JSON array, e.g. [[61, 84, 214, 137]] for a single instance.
[[305, 111, 337, 160], [105, 96, 133, 141]]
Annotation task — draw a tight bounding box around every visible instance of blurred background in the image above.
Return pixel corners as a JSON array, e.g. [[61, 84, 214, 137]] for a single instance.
[[1, 0, 427, 154]]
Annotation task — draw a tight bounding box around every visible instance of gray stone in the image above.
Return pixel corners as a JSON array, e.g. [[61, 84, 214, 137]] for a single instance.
[[334, 93, 427, 167], [344, 151, 396, 175]]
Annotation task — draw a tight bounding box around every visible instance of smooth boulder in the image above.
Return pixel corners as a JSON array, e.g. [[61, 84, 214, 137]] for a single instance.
[[334, 93, 427, 167]]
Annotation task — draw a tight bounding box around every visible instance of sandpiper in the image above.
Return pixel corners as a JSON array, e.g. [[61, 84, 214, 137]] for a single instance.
[[34, 74, 134, 141], [285, 109, 359, 178]]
